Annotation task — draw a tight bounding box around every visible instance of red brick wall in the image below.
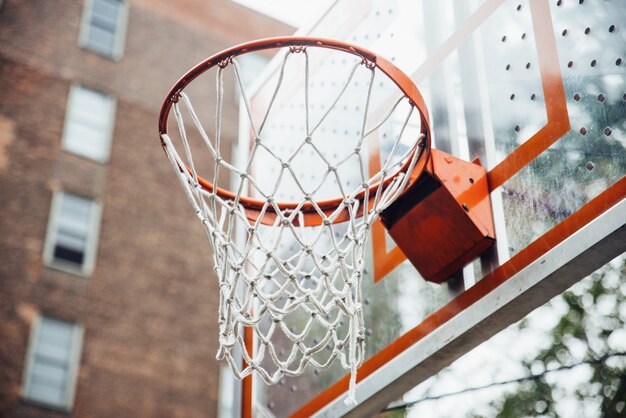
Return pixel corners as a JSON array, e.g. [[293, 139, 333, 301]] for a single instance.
[[0, 0, 293, 417]]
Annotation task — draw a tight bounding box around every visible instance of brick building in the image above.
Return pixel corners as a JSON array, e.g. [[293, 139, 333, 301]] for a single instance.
[[0, 1, 291, 417]]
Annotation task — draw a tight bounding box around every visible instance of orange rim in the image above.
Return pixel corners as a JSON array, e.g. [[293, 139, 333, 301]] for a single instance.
[[158, 36, 431, 225]]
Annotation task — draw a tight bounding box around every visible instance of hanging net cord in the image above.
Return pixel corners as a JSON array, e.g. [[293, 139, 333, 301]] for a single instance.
[[160, 46, 426, 405]]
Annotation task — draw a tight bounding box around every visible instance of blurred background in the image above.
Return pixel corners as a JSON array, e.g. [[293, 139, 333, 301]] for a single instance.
[[0, 1, 292, 417]]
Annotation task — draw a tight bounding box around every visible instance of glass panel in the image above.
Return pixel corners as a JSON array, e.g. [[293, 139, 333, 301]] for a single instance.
[[25, 316, 77, 408], [31, 361, 68, 386], [86, 24, 116, 56], [52, 193, 94, 266], [64, 122, 108, 162], [35, 344, 72, 364], [477, 0, 626, 255], [26, 381, 65, 405], [91, 0, 120, 30], [37, 317, 74, 363], [39, 317, 74, 343], [72, 87, 112, 126], [63, 86, 113, 161], [55, 231, 86, 253], [84, 0, 123, 57]]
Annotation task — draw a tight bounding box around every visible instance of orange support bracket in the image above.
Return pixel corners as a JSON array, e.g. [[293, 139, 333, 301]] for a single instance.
[[380, 149, 495, 283]]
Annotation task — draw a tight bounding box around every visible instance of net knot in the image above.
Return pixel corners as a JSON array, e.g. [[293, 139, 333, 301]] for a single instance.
[[218, 57, 233, 68], [361, 56, 376, 69], [289, 45, 306, 53]]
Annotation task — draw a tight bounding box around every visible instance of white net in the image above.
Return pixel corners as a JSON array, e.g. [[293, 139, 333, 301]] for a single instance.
[[160, 44, 426, 405]]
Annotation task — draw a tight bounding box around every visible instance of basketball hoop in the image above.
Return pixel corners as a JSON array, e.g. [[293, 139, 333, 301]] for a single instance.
[[158, 37, 431, 405]]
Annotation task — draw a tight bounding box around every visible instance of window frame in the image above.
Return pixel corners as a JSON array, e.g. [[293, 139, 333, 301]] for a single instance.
[[61, 84, 117, 163], [43, 191, 103, 277], [21, 315, 84, 412], [78, 0, 129, 60]]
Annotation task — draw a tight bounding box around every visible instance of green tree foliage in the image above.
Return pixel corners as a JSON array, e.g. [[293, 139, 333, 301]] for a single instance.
[[482, 257, 626, 418]]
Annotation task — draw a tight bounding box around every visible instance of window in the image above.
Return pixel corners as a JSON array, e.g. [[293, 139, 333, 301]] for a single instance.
[[43, 191, 102, 276], [22, 315, 83, 411], [62, 85, 116, 162], [63, 86, 115, 162], [79, 0, 128, 59]]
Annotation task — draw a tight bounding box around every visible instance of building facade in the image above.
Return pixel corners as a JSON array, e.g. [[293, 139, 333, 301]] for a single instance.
[[0, 1, 291, 416]]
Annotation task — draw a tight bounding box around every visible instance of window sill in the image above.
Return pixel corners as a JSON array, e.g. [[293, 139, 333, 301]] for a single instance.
[[21, 396, 73, 414], [79, 43, 123, 62], [44, 260, 93, 278], [61, 147, 110, 165]]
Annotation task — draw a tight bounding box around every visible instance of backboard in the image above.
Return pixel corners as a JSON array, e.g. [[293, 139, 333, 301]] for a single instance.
[[234, 0, 626, 416]]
